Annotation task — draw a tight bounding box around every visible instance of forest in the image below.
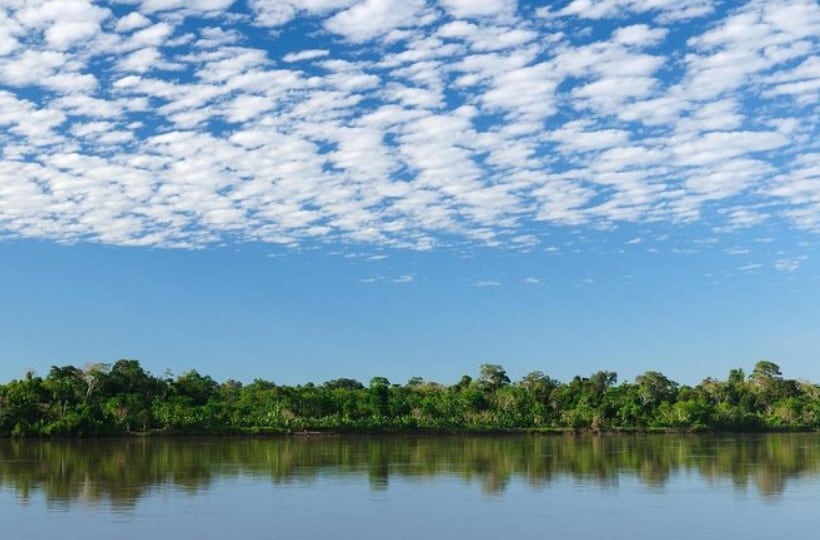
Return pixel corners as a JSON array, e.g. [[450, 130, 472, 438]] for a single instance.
[[0, 360, 818, 437]]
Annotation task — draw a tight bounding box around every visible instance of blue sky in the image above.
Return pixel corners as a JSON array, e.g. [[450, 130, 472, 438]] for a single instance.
[[0, 0, 818, 385]]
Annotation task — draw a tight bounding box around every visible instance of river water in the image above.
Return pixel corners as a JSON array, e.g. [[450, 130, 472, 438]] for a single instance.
[[1, 434, 818, 539]]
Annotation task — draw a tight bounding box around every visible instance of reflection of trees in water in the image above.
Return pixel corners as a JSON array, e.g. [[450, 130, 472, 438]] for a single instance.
[[692, 434, 815, 497], [0, 434, 817, 504], [0, 439, 220, 510]]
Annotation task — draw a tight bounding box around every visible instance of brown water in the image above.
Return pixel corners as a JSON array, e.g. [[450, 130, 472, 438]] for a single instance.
[[1, 434, 818, 539]]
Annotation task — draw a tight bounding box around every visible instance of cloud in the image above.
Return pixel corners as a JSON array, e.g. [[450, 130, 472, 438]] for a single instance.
[[559, 0, 715, 21], [249, 0, 357, 27], [324, 0, 429, 42], [282, 49, 330, 63], [116, 12, 152, 33], [0, 0, 815, 253], [612, 24, 668, 46], [471, 280, 501, 287], [140, 0, 236, 14], [775, 257, 806, 272], [440, 0, 518, 19], [392, 274, 414, 283]]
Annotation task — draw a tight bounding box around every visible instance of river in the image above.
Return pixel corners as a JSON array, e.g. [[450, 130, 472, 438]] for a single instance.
[[1, 434, 817, 539]]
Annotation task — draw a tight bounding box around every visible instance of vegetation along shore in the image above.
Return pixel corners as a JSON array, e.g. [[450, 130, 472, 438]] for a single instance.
[[1, 360, 818, 437]]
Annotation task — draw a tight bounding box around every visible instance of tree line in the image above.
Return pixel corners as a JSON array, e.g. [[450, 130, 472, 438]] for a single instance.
[[0, 360, 818, 437]]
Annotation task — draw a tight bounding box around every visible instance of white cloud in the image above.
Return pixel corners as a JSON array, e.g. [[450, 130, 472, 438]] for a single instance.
[[282, 49, 330, 63], [775, 257, 806, 272], [116, 12, 152, 33], [673, 132, 789, 167], [126, 22, 175, 49], [612, 24, 668, 46], [560, 0, 714, 21], [0, 0, 815, 254], [45, 21, 101, 49], [249, 0, 358, 27], [140, 0, 236, 14], [440, 0, 517, 19], [324, 0, 428, 42], [13, 0, 110, 50], [471, 280, 501, 287], [118, 47, 163, 72], [0, 10, 23, 55]]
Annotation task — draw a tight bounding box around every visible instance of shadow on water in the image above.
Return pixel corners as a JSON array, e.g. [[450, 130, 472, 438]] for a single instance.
[[0, 434, 818, 508]]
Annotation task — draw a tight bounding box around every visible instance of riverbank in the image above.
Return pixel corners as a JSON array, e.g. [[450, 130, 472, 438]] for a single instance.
[[3, 425, 817, 440]]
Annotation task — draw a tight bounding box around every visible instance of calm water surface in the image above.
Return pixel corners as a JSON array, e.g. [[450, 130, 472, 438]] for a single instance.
[[1, 434, 818, 539]]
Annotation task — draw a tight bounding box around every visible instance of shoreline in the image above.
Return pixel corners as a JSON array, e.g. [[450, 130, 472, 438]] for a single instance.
[[3, 426, 819, 440]]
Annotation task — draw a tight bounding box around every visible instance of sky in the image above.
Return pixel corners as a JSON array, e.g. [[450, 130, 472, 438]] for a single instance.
[[0, 0, 818, 386]]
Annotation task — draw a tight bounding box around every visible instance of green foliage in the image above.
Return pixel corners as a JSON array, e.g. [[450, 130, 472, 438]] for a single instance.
[[0, 360, 818, 437], [478, 364, 510, 391]]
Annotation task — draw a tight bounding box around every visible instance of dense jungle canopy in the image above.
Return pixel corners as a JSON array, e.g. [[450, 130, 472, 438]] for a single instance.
[[1, 360, 818, 437]]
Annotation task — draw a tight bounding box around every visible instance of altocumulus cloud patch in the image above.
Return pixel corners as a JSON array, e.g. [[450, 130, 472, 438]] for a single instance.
[[0, 0, 817, 249]]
